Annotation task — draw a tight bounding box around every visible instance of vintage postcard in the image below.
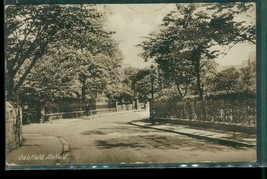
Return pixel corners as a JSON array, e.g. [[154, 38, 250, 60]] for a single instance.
[[5, 2, 261, 169]]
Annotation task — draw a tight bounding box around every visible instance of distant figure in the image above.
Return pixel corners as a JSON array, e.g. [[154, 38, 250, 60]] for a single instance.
[[85, 104, 90, 116], [144, 103, 147, 111]]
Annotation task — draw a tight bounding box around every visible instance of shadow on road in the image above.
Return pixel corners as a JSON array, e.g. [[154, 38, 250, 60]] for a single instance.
[[93, 134, 249, 151], [94, 140, 146, 149], [80, 130, 106, 135]]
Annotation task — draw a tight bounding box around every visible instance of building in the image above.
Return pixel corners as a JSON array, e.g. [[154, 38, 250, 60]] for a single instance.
[[242, 51, 256, 68]]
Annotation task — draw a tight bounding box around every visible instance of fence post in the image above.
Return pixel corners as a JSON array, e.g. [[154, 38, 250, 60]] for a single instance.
[[115, 101, 118, 112]]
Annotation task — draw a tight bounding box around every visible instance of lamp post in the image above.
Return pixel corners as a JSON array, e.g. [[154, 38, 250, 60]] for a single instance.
[[79, 73, 87, 115], [79, 74, 86, 102], [149, 64, 155, 125]]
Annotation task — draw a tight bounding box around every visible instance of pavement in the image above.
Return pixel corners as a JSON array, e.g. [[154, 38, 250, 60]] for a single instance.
[[130, 121, 256, 147], [6, 133, 70, 167]]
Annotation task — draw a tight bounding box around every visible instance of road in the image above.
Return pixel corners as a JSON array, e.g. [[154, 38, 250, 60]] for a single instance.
[[20, 110, 256, 165]]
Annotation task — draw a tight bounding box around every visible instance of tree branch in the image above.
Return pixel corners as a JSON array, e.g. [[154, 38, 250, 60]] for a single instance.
[[12, 22, 36, 68]]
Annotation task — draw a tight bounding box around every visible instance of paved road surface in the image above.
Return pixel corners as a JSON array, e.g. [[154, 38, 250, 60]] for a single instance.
[[20, 110, 256, 165]]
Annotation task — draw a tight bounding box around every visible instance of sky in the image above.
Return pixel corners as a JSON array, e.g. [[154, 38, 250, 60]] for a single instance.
[[105, 4, 256, 69]]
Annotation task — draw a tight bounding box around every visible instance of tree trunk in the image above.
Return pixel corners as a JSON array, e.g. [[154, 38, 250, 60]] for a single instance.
[[6, 81, 14, 101], [5, 70, 15, 101], [176, 83, 188, 98], [193, 51, 204, 100], [195, 62, 204, 100]]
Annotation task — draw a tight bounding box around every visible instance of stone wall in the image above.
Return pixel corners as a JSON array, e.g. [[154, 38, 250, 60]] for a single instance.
[[6, 102, 23, 152]]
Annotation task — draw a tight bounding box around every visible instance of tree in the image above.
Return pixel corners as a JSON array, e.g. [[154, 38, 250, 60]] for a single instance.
[[131, 66, 164, 101], [240, 60, 256, 94], [22, 46, 82, 103], [21, 36, 123, 108], [138, 3, 256, 100], [106, 67, 138, 103], [211, 67, 241, 94], [106, 66, 160, 103], [132, 68, 152, 101], [5, 5, 119, 101]]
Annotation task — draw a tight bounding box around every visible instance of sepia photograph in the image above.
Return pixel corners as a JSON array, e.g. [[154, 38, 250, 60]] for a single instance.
[[5, 2, 257, 168]]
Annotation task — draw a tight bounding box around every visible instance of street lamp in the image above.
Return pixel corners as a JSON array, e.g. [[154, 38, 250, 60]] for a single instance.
[[149, 64, 155, 125], [79, 73, 86, 103], [79, 73, 89, 116]]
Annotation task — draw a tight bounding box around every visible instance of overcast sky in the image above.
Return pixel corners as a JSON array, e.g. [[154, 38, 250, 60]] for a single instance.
[[105, 4, 256, 69]]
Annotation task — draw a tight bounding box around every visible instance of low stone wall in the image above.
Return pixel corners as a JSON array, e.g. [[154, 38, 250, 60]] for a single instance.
[[43, 111, 84, 121], [6, 102, 23, 152], [42, 102, 147, 122], [43, 108, 117, 121], [155, 118, 256, 134], [90, 108, 116, 115]]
